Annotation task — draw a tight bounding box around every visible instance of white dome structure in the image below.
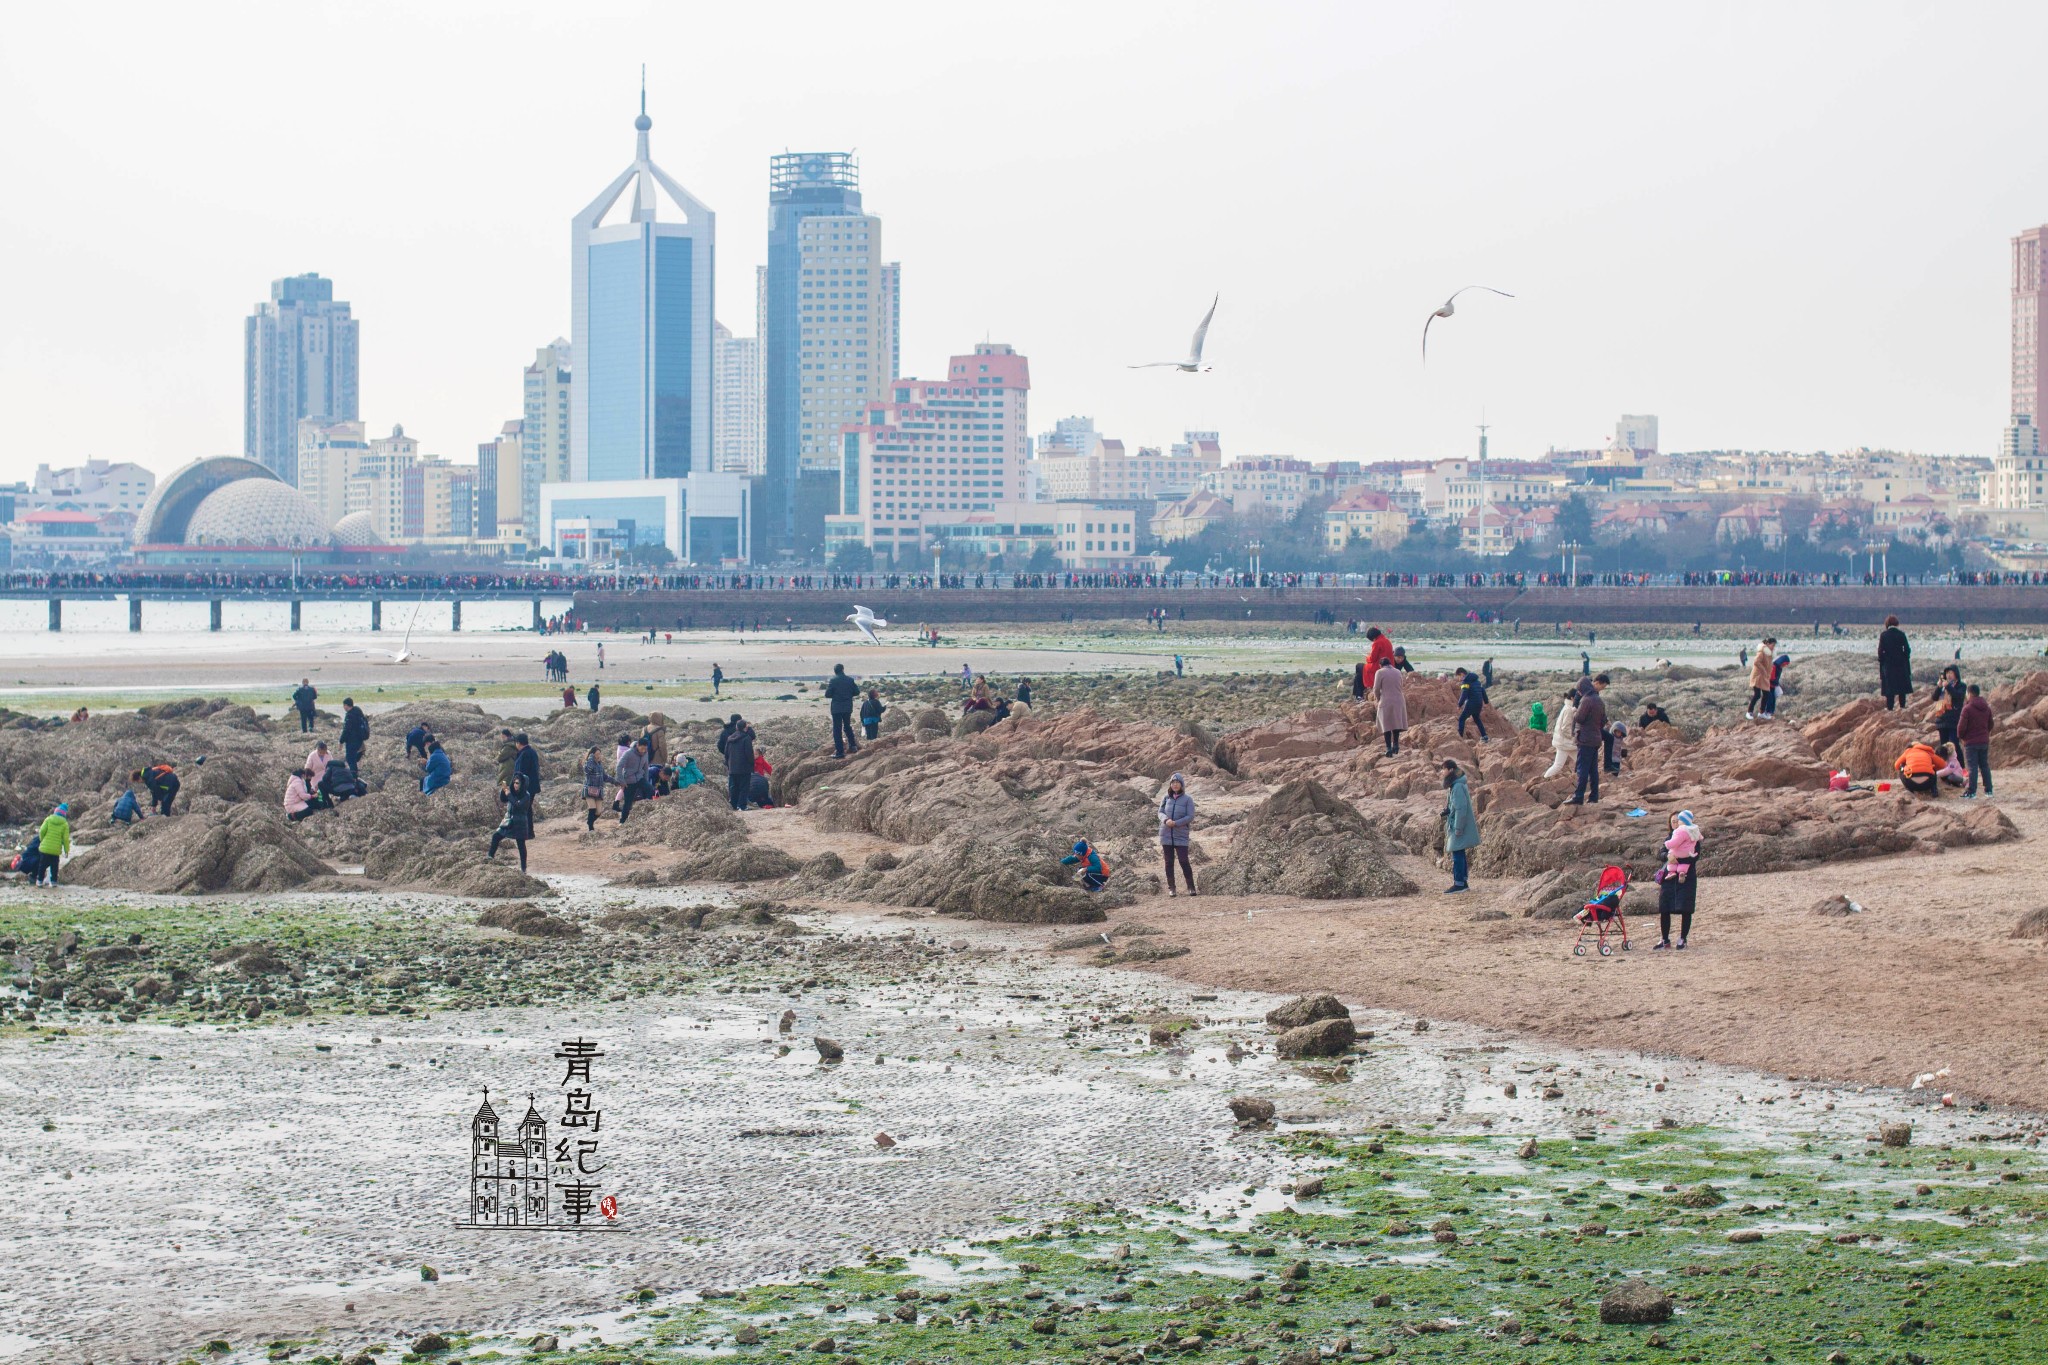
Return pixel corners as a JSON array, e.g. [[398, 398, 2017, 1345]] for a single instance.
[[183, 478, 334, 547], [331, 510, 381, 547]]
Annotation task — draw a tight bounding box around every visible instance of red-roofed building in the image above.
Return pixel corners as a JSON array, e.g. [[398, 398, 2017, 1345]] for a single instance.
[[1323, 488, 1410, 550]]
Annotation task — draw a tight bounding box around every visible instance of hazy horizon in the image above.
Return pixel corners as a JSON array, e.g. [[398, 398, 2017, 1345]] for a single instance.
[[4, 1, 2046, 484]]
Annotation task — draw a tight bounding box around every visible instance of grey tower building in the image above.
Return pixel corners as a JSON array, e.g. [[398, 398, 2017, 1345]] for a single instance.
[[245, 273, 359, 486], [764, 152, 897, 558]]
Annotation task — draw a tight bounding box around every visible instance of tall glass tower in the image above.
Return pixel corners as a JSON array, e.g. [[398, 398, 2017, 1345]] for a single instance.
[[764, 152, 890, 557], [570, 96, 715, 484], [244, 273, 358, 486]]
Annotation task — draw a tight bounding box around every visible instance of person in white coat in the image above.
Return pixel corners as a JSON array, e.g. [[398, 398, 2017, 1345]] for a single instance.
[[1543, 688, 1578, 779]]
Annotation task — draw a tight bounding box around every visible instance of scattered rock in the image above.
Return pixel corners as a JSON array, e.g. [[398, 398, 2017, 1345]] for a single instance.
[[420, 1263, 439, 1281], [874, 1131, 896, 1149], [411, 1335, 450, 1355], [1809, 894, 1864, 917], [863, 850, 901, 872], [731, 1326, 759, 1345], [1880, 1121, 1913, 1148], [1264, 992, 1349, 1030], [814, 1037, 844, 1062], [1673, 1184, 1725, 1209], [1517, 1138, 1537, 1159], [477, 902, 581, 938], [1726, 1229, 1764, 1244], [1275, 1016, 1357, 1059], [1228, 1096, 1276, 1126], [527, 1334, 558, 1351], [1598, 1278, 1673, 1325], [1503, 1082, 1519, 1099]]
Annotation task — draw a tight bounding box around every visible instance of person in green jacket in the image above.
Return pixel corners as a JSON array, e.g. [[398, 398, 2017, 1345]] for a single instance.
[[1441, 762, 1479, 894], [34, 802, 72, 886], [1529, 699, 1548, 732]]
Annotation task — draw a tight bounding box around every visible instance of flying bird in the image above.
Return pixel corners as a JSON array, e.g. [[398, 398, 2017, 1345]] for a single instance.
[[1130, 293, 1218, 372], [1422, 286, 1516, 359], [847, 604, 888, 644]]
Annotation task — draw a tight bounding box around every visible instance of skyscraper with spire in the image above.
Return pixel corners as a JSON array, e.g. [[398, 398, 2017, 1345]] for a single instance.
[[570, 84, 715, 483], [542, 85, 750, 564]]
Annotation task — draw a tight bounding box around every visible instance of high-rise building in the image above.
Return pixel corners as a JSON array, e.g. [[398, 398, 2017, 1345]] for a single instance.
[[541, 95, 750, 565], [713, 321, 764, 474], [296, 418, 370, 524], [522, 339, 571, 544], [1988, 414, 2046, 510], [2016, 227, 2048, 427], [402, 458, 476, 540], [344, 425, 420, 541], [825, 342, 1030, 562], [763, 152, 899, 555], [570, 100, 714, 483], [1616, 414, 1659, 453], [478, 420, 523, 539], [245, 273, 359, 485]]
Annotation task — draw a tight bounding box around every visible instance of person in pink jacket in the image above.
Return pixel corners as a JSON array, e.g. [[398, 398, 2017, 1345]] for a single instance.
[[283, 769, 320, 822]]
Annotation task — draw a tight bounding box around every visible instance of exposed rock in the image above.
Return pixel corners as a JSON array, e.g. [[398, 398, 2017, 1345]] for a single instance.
[[1202, 780, 1415, 899], [1673, 1183, 1725, 1208], [830, 826, 1114, 924], [477, 902, 581, 938], [1266, 993, 1350, 1030], [863, 850, 900, 872], [1880, 1121, 1912, 1148], [1227, 1096, 1275, 1125], [1598, 1278, 1673, 1325], [1275, 1016, 1356, 1059], [797, 851, 847, 883], [1809, 894, 1864, 917], [1517, 1137, 1537, 1158], [814, 1037, 844, 1062], [2013, 906, 2048, 939], [66, 805, 335, 895]]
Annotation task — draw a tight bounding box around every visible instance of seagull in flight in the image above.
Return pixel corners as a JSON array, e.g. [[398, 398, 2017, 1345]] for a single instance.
[[1422, 286, 1515, 359], [1130, 293, 1218, 372], [847, 604, 888, 644]]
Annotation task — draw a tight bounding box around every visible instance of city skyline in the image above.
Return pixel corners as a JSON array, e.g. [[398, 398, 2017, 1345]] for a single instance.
[[6, 3, 2048, 485]]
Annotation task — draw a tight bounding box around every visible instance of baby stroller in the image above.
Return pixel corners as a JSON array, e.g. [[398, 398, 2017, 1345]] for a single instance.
[[1572, 865, 1632, 956]]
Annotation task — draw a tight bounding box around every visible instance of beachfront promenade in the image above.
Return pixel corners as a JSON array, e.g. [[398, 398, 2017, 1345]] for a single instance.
[[5, 571, 2048, 629]]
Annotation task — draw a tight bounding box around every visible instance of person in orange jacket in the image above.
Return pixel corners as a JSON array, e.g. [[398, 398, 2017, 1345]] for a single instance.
[[1894, 741, 1943, 797]]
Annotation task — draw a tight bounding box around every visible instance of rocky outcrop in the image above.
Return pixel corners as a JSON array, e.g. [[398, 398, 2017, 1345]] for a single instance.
[[65, 805, 334, 895], [1203, 780, 1415, 899]]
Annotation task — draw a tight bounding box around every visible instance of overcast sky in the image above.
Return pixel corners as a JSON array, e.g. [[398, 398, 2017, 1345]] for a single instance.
[[3, 1, 2045, 483]]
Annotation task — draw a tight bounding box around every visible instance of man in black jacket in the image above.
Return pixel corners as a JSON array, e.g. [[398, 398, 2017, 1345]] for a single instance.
[[720, 718, 755, 811], [291, 678, 319, 733], [824, 663, 861, 757], [340, 698, 369, 774], [513, 732, 542, 802]]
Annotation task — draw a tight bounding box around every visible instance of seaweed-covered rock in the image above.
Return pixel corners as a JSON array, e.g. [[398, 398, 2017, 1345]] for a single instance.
[[1265, 993, 1349, 1030], [1598, 1279, 1672, 1325], [65, 806, 334, 895], [477, 902, 581, 937], [1275, 1016, 1356, 1059], [834, 826, 1113, 924]]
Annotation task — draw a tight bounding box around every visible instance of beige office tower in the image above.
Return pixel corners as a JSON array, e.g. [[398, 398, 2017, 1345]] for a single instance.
[[793, 209, 897, 471]]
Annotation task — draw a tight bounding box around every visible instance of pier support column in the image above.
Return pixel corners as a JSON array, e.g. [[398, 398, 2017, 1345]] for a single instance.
[[532, 598, 543, 631], [450, 600, 462, 631], [129, 597, 142, 632], [371, 600, 382, 632], [290, 600, 301, 632], [47, 599, 60, 632], [209, 600, 223, 632]]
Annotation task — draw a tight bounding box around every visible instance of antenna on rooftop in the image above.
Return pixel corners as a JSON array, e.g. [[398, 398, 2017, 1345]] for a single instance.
[[640, 64, 646, 117]]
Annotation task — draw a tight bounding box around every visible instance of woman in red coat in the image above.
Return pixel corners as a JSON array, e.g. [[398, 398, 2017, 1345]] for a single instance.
[[1363, 627, 1396, 679]]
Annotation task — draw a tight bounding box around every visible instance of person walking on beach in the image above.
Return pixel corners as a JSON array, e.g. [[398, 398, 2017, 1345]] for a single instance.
[[1567, 677, 1607, 805], [581, 747, 612, 831], [1454, 667, 1490, 741], [1372, 655, 1408, 756], [825, 662, 861, 757], [30, 803, 71, 886], [860, 687, 887, 740], [720, 716, 756, 811], [340, 697, 368, 774], [1158, 772, 1196, 897], [1744, 637, 1777, 719], [291, 678, 319, 734], [562, 683, 577, 709], [711, 663, 724, 697], [1441, 760, 1478, 893], [140, 762, 180, 817], [489, 775, 536, 870], [586, 681, 601, 712], [597, 642, 605, 671], [1653, 810, 1703, 950], [1878, 616, 1913, 709], [1543, 688, 1578, 779], [1958, 683, 1995, 798], [615, 738, 652, 823]]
